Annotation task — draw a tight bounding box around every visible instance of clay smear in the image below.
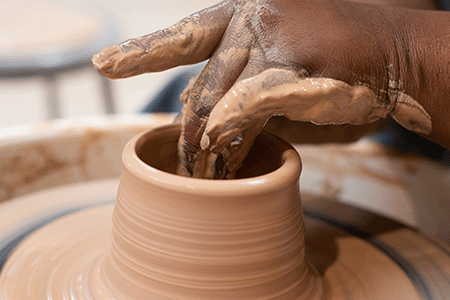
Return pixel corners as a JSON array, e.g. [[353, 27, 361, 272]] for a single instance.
[[203, 69, 432, 153], [92, 21, 210, 79], [91, 0, 235, 79], [192, 68, 432, 179]]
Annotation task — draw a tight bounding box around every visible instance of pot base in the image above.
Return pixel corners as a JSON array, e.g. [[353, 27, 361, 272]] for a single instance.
[[1, 194, 449, 299]]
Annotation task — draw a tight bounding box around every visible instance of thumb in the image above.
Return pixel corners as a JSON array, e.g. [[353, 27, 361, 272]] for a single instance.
[[202, 68, 387, 154]]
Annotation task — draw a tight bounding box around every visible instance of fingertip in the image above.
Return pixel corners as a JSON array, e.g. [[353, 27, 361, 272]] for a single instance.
[[209, 130, 238, 154], [91, 52, 103, 72], [201, 124, 225, 153], [91, 45, 124, 78], [200, 133, 210, 150]]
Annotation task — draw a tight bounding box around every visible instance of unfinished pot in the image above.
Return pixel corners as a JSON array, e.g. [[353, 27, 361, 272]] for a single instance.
[[0, 124, 322, 299], [101, 124, 321, 299], [1, 123, 450, 299]]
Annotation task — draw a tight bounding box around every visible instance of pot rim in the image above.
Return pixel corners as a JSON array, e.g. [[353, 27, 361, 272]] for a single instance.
[[122, 124, 301, 197]]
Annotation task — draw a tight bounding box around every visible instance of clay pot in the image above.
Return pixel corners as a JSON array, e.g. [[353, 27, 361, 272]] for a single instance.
[[3, 123, 450, 299], [101, 123, 322, 299]]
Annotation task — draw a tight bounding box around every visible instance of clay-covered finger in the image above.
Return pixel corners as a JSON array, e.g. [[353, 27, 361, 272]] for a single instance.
[[177, 54, 250, 176], [215, 120, 267, 177], [201, 68, 388, 153], [197, 51, 286, 177], [200, 68, 299, 153], [177, 15, 253, 177], [92, 0, 236, 79]]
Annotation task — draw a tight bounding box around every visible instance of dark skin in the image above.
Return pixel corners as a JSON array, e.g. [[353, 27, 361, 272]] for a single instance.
[[93, 0, 450, 178]]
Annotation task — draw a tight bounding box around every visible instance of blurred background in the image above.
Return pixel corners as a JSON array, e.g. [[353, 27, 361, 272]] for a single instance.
[[0, 0, 216, 128]]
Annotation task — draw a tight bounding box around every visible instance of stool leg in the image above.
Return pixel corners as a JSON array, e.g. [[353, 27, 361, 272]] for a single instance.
[[43, 73, 61, 119], [101, 76, 115, 114]]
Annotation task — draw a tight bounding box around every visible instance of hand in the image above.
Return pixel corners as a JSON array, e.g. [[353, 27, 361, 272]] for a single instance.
[[93, 0, 433, 178]]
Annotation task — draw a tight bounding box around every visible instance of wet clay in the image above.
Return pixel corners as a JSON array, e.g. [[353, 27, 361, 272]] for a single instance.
[[92, 2, 433, 180], [1, 124, 450, 299], [92, 0, 435, 180], [91, 1, 234, 79], [0, 124, 322, 299], [92, 21, 210, 79], [192, 68, 432, 179]]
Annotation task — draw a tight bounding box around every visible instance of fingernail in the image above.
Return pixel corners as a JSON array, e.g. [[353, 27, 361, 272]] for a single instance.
[[200, 134, 210, 150]]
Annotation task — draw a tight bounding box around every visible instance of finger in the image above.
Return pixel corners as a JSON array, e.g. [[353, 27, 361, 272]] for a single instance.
[[209, 119, 267, 178], [92, 0, 236, 79], [199, 51, 276, 178], [201, 68, 299, 153], [179, 56, 258, 178], [391, 92, 432, 135], [232, 47, 276, 83], [178, 49, 250, 177], [202, 68, 384, 153], [178, 15, 254, 177]]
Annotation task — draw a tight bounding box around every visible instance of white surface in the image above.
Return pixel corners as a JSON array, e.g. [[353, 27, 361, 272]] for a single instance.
[[0, 0, 217, 128]]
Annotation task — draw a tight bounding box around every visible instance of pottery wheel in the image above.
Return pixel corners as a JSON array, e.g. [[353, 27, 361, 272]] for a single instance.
[[0, 179, 450, 299]]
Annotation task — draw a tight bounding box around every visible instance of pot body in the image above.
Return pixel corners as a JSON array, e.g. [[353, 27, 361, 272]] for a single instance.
[[102, 124, 319, 299]]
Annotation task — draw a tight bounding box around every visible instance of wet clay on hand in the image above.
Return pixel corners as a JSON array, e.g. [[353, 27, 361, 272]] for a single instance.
[[196, 69, 431, 174], [177, 68, 431, 178], [92, 0, 434, 179]]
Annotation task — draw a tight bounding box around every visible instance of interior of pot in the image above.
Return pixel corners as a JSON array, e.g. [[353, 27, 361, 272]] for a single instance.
[[136, 125, 290, 179]]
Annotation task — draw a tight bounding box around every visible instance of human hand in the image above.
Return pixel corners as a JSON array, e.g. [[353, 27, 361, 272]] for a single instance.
[[93, 0, 432, 178]]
